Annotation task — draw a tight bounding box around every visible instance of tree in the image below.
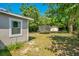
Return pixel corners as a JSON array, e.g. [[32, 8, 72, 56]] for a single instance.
[[20, 3, 40, 32], [45, 4, 68, 31], [45, 3, 79, 33], [59, 4, 79, 33], [38, 16, 51, 25]]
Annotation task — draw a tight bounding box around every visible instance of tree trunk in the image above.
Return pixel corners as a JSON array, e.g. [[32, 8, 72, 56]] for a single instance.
[[68, 24, 73, 33]]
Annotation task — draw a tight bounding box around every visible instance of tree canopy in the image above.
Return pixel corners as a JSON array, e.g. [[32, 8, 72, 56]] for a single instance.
[[45, 3, 79, 33], [20, 3, 79, 32]]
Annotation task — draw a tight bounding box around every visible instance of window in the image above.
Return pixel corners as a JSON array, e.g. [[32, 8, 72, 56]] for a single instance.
[[9, 18, 22, 37], [12, 21, 21, 34]]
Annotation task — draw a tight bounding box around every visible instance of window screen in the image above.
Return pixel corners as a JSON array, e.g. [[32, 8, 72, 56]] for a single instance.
[[11, 21, 21, 34]]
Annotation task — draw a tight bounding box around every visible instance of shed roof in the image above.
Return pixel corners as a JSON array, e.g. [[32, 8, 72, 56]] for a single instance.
[[0, 11, 34, 20]]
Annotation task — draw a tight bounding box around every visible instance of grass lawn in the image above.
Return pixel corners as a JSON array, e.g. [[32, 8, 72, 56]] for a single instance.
[[0, 32, 79, 56]]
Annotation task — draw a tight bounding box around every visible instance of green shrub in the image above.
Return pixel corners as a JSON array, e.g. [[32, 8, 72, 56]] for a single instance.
[[0, 49, 12, 56], [8, 42, 24, 51], [29, 23, 38, 32]]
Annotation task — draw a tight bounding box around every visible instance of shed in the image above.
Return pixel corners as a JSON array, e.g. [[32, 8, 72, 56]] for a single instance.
[[50, 26, 59, 32], [38, 25, 51, 32], [38, 25, 59, 32], [0, 10, 33, 49]]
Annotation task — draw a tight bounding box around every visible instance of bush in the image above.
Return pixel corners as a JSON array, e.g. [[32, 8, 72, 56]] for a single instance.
[[8, 42, 24, 51], [0, 49, 12, 56], [29, 23, 38, 32]]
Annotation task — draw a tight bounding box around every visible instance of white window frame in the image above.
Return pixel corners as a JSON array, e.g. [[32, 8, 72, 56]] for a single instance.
[[9, 18, 23, 37]]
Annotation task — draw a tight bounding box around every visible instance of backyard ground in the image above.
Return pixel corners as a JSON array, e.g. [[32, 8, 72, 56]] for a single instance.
[[0, 32, 79, 56], [10, 32, 79, 56]]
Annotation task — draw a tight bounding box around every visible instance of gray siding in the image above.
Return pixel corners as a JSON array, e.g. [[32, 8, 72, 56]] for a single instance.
[[0, 14, 28, 49]]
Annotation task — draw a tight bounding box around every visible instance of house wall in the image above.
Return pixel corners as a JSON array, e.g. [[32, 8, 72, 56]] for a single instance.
[[0, 14, 29, 49]]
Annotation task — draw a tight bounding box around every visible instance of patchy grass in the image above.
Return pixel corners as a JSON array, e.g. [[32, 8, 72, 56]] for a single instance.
[[1, 32, 79, 56], [11, 32, 76, 56], [8, 42, 25, 51], [0, 42, 25, 56], [48, 35, 79, 56], [10, 33, 53, 56]]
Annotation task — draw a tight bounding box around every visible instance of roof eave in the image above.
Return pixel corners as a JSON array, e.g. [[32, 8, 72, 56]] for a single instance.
[[0, 11, 34, 20]]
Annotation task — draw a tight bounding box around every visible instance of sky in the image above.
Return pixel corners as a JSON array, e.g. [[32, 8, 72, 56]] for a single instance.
[[0, 3, 48, 16]]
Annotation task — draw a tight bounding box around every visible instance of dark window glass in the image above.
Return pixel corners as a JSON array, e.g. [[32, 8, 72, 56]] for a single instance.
[[12, 21, 18, 27], [11, 21, 21, 34]]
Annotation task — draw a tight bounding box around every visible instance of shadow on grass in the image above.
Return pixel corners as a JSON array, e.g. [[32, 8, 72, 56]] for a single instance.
[[0, 40, 12, 56], [48, 35, 79, 56], [29, 36, 36, 41]]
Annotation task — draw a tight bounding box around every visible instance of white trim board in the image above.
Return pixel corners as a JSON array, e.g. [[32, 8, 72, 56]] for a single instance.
[[9, 17, 23, 37]]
